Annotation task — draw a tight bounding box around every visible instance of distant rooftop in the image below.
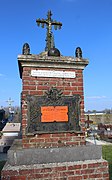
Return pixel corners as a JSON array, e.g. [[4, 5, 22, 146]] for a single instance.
[[85, 112, 105, 115], [2, 123, 21, 133]]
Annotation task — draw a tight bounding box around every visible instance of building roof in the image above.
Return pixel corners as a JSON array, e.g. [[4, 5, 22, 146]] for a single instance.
[[2, 123, 21, 133], [85, 112, 105, 116]]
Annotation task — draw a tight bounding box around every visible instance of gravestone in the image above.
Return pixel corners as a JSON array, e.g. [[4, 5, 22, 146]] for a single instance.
[[1, 11, 109, 180]]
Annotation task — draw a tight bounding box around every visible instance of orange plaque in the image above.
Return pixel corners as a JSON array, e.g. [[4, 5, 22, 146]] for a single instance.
[[41, 106, 68, 122]]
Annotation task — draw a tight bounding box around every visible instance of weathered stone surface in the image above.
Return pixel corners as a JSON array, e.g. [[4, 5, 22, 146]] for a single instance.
[[7, 139, 102, 166]]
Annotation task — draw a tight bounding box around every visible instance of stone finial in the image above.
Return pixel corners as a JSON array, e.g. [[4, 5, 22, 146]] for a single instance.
[[22, 43, 30, 55], [75, 47, 82, 58], [48, 47, 60, 57]]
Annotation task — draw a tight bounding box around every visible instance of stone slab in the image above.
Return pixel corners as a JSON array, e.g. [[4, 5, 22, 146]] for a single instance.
[[7, 140, 102, 166], [31, 70, 76, 78]]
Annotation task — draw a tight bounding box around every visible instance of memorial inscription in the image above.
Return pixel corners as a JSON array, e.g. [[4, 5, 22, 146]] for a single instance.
[[31, 70, 76, 78], [26, 88, 81, 134], [41, 106, 68, 122]]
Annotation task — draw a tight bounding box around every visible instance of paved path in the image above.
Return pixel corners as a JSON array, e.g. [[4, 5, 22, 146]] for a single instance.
[[86, 138, 112, 145]]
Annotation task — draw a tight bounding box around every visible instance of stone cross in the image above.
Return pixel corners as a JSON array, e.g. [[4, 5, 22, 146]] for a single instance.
[[6, 98, 14, 107], [36, 10, 62, 51]]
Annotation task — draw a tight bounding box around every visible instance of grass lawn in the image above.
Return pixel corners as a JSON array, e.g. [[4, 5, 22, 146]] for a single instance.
[[102, 145, 112, 180]]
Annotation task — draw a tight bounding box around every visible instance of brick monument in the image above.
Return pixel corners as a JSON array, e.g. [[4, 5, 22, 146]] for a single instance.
[[1, 11, 109, 180]]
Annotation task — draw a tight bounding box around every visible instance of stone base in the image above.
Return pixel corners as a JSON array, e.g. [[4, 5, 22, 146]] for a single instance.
[[1, 159, 109, 180], [7, 140, 102, 166], [1, 140, 109, 179]]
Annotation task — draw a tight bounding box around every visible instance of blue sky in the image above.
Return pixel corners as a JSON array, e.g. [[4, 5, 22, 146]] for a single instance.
[[0, 0, 112, 111]]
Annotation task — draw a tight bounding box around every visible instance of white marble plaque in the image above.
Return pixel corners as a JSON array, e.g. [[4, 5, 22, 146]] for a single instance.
[[31, 70, 76, 78]]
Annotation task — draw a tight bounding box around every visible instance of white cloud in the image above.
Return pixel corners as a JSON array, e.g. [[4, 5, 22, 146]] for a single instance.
[[0, 73, 4, 77], [86, 96, 106, 99]]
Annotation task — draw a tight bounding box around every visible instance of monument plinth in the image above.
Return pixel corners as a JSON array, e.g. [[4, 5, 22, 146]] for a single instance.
[[1, 11, 109, 180], [18, 54, 88, 148]]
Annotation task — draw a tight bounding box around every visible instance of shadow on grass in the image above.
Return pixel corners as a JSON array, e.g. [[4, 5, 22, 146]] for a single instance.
[[109, 163, 112, 180], [0, 161, 6, 180]]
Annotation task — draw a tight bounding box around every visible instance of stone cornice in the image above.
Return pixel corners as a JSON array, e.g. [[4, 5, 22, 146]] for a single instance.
[[18, 54, 89, 79]]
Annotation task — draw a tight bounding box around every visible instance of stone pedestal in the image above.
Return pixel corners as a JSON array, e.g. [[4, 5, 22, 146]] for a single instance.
[[18, 54, 88, 149], [1, 54, 109, 179]]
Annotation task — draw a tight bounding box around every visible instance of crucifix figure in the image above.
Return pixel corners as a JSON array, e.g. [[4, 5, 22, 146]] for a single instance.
[[6, 98, 14, 107], [36, 10, 62, 51]]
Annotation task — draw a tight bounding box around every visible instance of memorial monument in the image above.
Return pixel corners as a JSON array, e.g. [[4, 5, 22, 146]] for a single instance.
[[1, 11, 109, 180]]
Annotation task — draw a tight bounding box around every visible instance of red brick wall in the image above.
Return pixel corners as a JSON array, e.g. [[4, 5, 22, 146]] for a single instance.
[[21, 67, 85, 148], [1, 160, 109, 180]]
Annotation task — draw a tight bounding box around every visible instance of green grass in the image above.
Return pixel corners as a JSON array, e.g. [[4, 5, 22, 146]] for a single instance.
[[102, 145, 112, 180]]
